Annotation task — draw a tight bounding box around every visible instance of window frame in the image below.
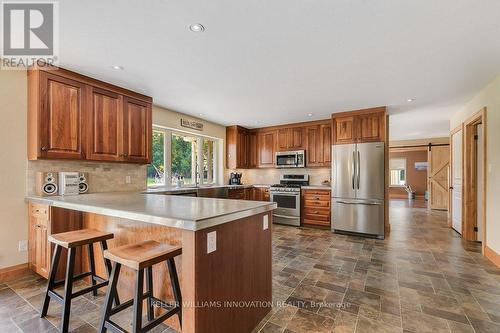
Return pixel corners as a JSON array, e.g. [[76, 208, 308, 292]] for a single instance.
[[389, 157, 407, 187], [147, 125, 221, 188]]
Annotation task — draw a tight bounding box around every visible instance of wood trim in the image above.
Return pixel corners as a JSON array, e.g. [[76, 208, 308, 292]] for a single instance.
[[250, 118, 330, 132], [331, 106, 386, 119], [462, 108, 487, 246], [450, 124, 463, 136], [389, 146, 428, 153], [390, 137, 449, 148], [32, 66, 152, 102], [485, 246, 500, 268], [384, 114, 390, 234], [0, 263, 30, 283]]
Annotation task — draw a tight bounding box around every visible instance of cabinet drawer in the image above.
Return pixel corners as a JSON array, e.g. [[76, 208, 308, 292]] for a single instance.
[[302, 190, 331, 196], [228, 189, 245, 199], [303, 199, 330, 208], [30, 203, 50, 220], [303, 207, 330, 219], [303, 218, 330, 227]]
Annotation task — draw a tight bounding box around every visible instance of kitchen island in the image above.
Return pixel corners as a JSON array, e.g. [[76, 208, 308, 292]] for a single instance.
[[26, 192, 276, 333]]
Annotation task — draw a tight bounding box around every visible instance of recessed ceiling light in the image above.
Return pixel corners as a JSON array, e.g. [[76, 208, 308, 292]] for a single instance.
[[198, 113, 204, 116], [111, 65, 124, 70], [407, 98, 415, 102], [189, 23, 205, 32], [307, 113, 313, 117]]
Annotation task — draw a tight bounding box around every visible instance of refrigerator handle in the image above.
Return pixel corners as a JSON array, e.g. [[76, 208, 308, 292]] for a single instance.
[[357, 150, 361, 190], [352, 151, 356, 190]]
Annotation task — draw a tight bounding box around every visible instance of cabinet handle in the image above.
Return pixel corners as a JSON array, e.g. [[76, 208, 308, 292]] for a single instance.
[[41, 146, 48, 151]]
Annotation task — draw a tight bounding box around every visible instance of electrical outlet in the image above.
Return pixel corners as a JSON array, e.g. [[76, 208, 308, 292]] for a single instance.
[[207, 231, 216, 254], [263, 215, 269, 230], [125, 175, 132, 184], [18, 240, 28, 252]]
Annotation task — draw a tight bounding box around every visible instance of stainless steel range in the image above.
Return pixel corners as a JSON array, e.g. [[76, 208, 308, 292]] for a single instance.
[[270, 174, 309, 226]]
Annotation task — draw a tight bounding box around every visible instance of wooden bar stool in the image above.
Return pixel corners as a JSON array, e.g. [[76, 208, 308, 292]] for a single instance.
[[41, 229, 118, 333], [99, 240, 182, 333]]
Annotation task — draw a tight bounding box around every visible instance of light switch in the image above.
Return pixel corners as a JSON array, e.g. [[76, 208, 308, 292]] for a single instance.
[[263, 215, 269, 230], [125, 175, 132, 184], [207, 231, 217, 254], [488, 164, 492, 174]]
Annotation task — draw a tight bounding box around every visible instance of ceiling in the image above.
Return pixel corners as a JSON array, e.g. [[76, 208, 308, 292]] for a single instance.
[[58, 0, 500, 140]]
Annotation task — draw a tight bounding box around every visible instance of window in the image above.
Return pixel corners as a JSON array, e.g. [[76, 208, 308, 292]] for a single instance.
[[147, 127, 220, 187], [390, 158, 406, 187]]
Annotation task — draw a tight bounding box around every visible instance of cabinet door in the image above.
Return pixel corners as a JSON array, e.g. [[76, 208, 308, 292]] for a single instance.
[[29, 203, 50, 279], [39, 72, 85, 159], [123, 97, 152, 163], [258, 131, 276, 167], [88, 87, 122, 161], [248, 131, 258, 168], [320, 124, 332, 165], [358, 113, 384, 142], [306, 126, 321, 166], [237, 130, 249, 168], [277, 128, 290, 151], [333, 116, 356, 144], [290, 127, 305, 149]]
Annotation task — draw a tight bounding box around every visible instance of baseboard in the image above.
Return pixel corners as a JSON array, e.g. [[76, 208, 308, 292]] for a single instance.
[[0, 263, 30, 283], [485, 246, 500, 268]]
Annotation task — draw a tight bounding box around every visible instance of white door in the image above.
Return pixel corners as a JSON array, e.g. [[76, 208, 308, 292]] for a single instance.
[[451, 129, 463, 234], [476, 124, 483, 241]]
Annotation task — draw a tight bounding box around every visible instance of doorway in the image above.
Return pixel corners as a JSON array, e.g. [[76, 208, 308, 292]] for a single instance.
[[462, 108, 487, 251]]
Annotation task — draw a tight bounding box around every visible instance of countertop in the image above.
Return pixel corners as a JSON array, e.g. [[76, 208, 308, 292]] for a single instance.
[[144, 184, 270, 194], [301, 185, 331, 190], [26, 192, 277, 231]]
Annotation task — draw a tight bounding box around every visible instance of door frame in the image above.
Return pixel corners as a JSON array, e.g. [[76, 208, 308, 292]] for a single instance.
[[449, 124, 464, 230], [463, 108, 487, 253]]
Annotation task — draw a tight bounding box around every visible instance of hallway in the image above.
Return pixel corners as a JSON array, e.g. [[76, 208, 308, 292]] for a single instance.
[[257, 202, 500, 333]]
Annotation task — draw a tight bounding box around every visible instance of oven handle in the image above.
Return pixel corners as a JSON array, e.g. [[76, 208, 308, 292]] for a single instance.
[[273, 214, 300, 219]]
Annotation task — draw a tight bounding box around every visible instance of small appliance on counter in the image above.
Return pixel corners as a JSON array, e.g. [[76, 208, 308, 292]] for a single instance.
[[229, 172, 242, 185], [270, 174, 309, 226], [35, 172, 58, 196], [58, 172, 80, 196]]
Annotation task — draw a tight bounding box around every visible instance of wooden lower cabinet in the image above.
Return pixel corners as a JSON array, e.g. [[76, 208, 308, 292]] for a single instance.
[[301, 189, 331, 228], [253, 187, 270, 201], [28, 203, 50, 278]]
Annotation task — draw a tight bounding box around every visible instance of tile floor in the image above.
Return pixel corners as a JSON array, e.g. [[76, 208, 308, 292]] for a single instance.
[[1, 201, 500, 332]]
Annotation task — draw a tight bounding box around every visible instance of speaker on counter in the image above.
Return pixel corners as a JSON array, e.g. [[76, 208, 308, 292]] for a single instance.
[[78, 172, 89, 194], [35, 172, 59, 196]]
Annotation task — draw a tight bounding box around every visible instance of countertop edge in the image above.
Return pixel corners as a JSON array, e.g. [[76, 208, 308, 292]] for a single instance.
[[25, 196, 277, 231]]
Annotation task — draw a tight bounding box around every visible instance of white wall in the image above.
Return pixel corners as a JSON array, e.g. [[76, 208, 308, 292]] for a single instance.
[[450, 75, 500, 254], [0, 70, 28, 268]]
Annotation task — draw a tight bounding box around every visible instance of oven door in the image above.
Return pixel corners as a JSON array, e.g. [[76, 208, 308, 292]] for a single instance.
[[270, 191, 301, 226], [276, 152, 299, 168]]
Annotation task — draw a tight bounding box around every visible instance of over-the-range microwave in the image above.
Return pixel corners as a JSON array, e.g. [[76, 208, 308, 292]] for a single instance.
[[275, 150, 305, 168]]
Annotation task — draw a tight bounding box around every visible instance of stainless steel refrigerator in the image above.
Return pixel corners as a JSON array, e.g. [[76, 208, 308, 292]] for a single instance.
[[331, 142, 385, 238]]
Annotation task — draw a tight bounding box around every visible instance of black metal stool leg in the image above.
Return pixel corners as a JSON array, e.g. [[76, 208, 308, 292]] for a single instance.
[[145, 266, 154, 321], [88, 243, 98, 296], [100, 240, 120, 306], [133, 269, 144, 333], [167, 258, 182, 328], [41, 244, 62, 317], [61, 247, 76, 333], [98, 262, 121, 333]]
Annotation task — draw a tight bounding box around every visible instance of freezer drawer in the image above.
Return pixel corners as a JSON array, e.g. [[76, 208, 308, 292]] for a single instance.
[[332, 199, 384, 238]]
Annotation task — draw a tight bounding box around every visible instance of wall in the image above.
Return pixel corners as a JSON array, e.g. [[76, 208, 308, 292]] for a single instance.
[[0, 70, 27, 268], [450, 74, 500, 256], [388, 150, 428, 198], [228, 168, 331, 186]]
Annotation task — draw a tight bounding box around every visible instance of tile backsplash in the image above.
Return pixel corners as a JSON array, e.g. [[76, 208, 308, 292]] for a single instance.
[[27, 160, 147, 195], [225, 167, 331, 186]]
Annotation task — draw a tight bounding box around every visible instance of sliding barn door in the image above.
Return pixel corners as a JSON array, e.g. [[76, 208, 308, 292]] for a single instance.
[[428, 146, 450, 210]]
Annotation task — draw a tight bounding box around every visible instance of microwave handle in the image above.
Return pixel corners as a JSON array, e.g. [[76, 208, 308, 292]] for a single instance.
[[295, 152, 299, 166]]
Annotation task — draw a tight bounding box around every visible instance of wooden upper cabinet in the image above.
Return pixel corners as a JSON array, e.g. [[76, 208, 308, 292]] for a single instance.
[[258, 130, 276, 167], [34, 71, 86, 160], [306, 126, 321, 167], [333, 116, 356, 145], [28, 67, 152, 164], [321, 124, 331, 165], [332, 107, 386, 145], [123, 97, 151, 164], [277, 127, 305, 151], [277, 128, 289, 151], [87, 87, 122, 161], [248, 131, 258, 168], [226, 126, 251, 169]]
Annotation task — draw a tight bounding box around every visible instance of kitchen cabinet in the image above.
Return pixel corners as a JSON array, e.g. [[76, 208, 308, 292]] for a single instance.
[[248, 131, 258, 168], [228, 188, 251, 200], [226, 126, 251, 169], [28, 203, 50, 278], [253, 187, 270, 201], [257, 130, 276, 168], [277, 127, 305, 151], [306, 123, 332, 167], [28, 67, 153, 164], [332, 107, 386, 145], [301, 189, 331, 228]]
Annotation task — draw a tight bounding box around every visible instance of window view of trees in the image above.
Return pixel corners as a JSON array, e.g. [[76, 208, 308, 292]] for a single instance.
[[147, 128, 219, 187]]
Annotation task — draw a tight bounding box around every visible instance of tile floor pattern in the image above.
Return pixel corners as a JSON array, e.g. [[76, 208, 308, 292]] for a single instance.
[[1, 202, 500, 332]]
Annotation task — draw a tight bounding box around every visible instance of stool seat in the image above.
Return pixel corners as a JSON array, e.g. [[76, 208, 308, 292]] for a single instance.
[[48, 229, 114, 248], [104, 240, 182, 270]]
